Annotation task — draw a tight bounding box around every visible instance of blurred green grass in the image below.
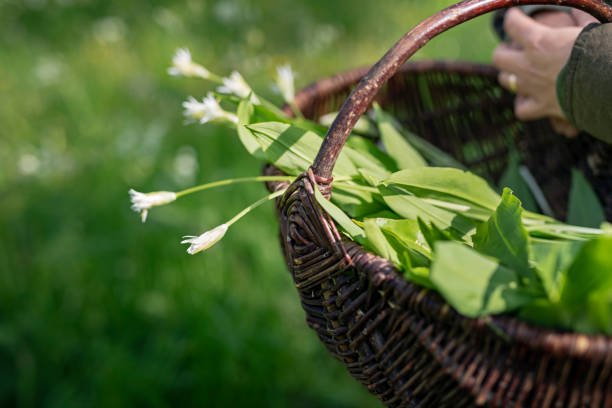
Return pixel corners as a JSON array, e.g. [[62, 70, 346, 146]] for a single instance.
[[0, 0, 496, 406]]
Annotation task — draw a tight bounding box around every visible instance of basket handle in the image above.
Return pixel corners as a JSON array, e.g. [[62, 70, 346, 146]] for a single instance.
[[311, 0, 612, 180]]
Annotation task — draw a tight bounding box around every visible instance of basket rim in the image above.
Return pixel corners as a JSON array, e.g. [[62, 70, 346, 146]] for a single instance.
[[278, 59, 612, 361]]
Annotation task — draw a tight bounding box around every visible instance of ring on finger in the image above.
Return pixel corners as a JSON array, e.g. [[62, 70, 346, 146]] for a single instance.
[[507, 73, 518, 93]]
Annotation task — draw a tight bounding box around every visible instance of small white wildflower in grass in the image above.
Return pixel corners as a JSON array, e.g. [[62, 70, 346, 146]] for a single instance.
[[181, 224, 229, 254], [168, 48, 211, 79], [129, 189, 177, 223], [182, 93, 238, 124], [217, 71, 259, 103], [275, 64, 295, 103]]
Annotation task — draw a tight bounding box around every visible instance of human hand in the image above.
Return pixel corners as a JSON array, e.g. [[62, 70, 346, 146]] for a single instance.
[[570, 9, 598, 27], [493, 9, 583, 137], [530, 9, 575, 28]]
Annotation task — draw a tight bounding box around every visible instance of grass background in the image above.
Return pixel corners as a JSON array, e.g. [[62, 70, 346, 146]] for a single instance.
[[0, 0, 495, 406]]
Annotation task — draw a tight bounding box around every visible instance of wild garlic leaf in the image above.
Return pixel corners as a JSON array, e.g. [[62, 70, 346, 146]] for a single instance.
[[376, 218, 431, 259], [561, 235, 612, 335], [498, 152, 538, 212], [363, 219, 432, 284], [373, 104, 427, 170], [363, 219, 400, 265], [345, 136, 398, 175], [379, 185, 475, 239], [384, 167, 501, 213], [402, 263, 434, 289], [313, 186, 365, 241], [417, 218, 456, 249], [373, 111, 466, 169], [527, 223, 602, 241], [431, 242, 534, 317], [331, 184, 387, 218], [237, 101, 266, 159], [584, 290, 612, 335], [473, 188, 535, 282], [357, 168, 385, 187], [530, 239, 584, 302], [567, 168, 605, 228], [244, 122, 357, 177], [319, 111, 379, 138], [561, 235, 612, 307], [518, 299, 567, 331]]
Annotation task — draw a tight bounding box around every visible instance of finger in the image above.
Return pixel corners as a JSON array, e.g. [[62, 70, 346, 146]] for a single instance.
[[515, 96, 545, 121], [492, 44, 525, 74], [571, 9, 598, 27], [532, 10, 575, 28], [550, 117, 579, 138], [498, 71, 520, 94], [504, 8, 544, 48]]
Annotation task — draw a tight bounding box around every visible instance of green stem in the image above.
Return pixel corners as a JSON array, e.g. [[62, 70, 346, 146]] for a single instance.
[[207, 73, 224, 83], [176, 176, 295, 198], [227, 189, 286, 226], [334, 183, 379, 193], [288, 101, 304, 120], [526, 224, 602, 235]]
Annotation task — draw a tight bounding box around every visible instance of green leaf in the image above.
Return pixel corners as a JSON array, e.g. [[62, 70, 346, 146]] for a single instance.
[[561, 235, 612, 334], [357, 168, 384, 187], [244, 122, 357, 177], [567, 168, 605, 228], [319, 111, 378, 138], [331, 183, 387, 218], [377, 218, 431, 259], [375, 112, 466, 169], [345, 136, 398, 174], [257, 98, 291, 121], [518, 299, 567, 330], [236, 101, 266, 159], [363, 219, 400, 265], [430, 242, 534, 317], [313, 186, 365, 241], [530, 239, 584, 302], [384, 167, 501, 212], [498, 152, 538, 212], [417, 218, 455, 249], [585, 290, 612, 335], [402, 263, 434, 289], [527, 223, 602, 241], [363, 218, 432, 285], [373, 104, 427, 170], [562, 235, 612, 305], [473, 188, 534, 281], [379, 185, 475, 238]]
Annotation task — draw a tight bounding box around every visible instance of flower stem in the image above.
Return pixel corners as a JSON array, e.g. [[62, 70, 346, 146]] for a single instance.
[[207, 73, 224, 83], [288, 101, 304, 120], [175, 176, 295, 198], [227, 189, 286, 226]]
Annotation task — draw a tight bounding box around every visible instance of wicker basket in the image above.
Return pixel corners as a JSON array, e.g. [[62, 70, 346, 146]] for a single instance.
[[265, 0, 612, 406]]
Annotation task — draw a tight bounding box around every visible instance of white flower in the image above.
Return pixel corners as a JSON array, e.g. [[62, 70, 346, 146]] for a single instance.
[[182, 93, 238, 124], [129, 189, 177, 223], [181, 224, 229, 254], [167, 48, 210, 79], [216, 71, 259, 103], [275, 64, 295, 103]]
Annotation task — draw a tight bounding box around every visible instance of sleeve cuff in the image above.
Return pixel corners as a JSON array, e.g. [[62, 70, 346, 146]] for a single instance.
[[557, 23, 612, 143]]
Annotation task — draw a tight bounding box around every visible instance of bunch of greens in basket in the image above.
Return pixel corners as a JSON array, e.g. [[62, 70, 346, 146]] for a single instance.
[[130, 48, 612, 335]]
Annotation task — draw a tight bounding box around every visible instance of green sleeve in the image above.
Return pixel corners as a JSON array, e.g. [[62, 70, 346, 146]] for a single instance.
[[557, 23, 612, 144]]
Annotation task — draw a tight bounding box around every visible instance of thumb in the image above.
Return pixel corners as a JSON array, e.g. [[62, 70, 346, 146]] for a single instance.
[[504, 8, 544, 48], [571, 9, 598, 27]]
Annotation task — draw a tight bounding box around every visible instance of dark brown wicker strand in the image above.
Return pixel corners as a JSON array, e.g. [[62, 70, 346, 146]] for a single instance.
[[263, 1, 612, 406]]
